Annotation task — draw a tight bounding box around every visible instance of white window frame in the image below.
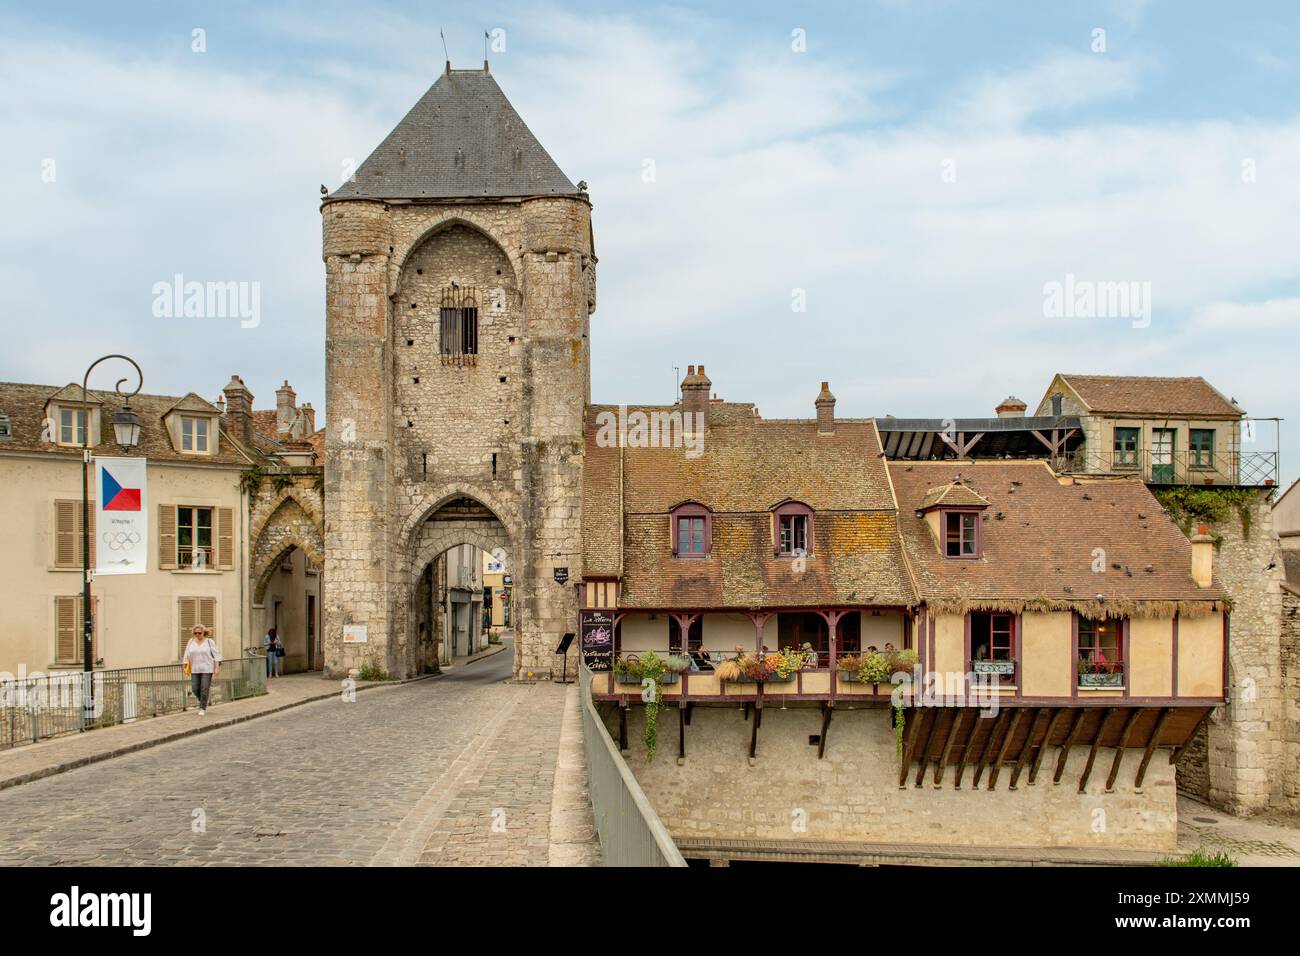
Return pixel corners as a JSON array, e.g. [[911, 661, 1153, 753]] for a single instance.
[[58, 407, 88, 446], [177, 505, 215, 569], [181, 416, 210, 453]]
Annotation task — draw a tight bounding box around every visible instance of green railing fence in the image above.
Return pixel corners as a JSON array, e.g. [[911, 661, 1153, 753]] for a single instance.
[[579, 664, 687, 867], [0, 657, 267, 750]]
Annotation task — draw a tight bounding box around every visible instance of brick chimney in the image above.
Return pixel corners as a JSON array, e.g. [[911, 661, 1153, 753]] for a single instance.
[[1190, 523, 1215, 588], [222, 375, 254, 444], [681, 364, 711, 432], [299, 402, 316, 437], [815, 381, 836, 434], [275, 380, 297, 436], [996, 395, 1027, 418]]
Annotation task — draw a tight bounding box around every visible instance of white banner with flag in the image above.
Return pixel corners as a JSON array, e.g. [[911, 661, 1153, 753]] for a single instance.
[[94, 456, 148, 575]]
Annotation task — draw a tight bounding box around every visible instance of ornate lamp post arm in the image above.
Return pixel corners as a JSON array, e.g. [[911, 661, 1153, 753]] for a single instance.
[[80, 355, 144, 719]]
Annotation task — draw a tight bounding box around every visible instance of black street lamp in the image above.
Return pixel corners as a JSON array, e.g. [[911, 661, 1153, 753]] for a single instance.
[[80, 355, 143, 721]]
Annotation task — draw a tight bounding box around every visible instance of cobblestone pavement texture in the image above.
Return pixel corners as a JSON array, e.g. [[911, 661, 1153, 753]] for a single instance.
[[0, 642, 600, 866], [1176, 794, 1300, 866]]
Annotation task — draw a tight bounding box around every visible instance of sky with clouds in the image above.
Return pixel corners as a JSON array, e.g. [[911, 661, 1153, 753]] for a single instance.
[[1, 0, 1296, 483]]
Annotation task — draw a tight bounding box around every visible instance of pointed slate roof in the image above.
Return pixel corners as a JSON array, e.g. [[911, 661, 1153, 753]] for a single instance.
[[331, 67, 581, 200]]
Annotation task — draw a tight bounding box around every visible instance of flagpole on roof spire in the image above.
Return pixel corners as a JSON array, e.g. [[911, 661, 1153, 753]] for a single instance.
[[440, 29, 450, 73], [484, 29, 489, 70]]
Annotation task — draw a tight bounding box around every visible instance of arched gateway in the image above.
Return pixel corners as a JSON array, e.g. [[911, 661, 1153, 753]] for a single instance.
[[322, 65, 595, 680]]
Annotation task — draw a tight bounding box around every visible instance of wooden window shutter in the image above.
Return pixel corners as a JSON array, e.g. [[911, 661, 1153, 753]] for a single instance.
[[56, 595, 78, 662], [55, 500, 77, 567], [55, 595, 99, 664], [178, 596, 196, 659], [159, 505, 177, 570], [199, 597, 216, 639], [216, 507, 234, 570]]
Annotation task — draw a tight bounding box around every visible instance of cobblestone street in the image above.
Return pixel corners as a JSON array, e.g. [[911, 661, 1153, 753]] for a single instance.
[[0, 643, 599, 866]]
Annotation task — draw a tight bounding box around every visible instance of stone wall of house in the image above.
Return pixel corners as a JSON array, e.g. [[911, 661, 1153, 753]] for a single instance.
[[1175, 490, 1288, 814], [323, 196, 593, 680], [609, 704, 1178, 851], [1281, 587, 1300, 810]]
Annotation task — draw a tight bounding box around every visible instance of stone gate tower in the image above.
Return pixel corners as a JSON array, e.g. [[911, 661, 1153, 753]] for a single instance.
[[322, 64, 595, 679]]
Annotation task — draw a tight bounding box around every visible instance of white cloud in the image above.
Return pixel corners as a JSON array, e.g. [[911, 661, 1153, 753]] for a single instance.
[[0, 5, 1296, 480]]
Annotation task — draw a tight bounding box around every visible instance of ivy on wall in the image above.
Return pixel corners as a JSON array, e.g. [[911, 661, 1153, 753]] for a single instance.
[[1152, 486, 1266, 543]]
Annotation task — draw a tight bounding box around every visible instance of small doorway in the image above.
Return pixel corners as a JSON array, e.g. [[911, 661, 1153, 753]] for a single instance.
[[1151, 428, 1175, 483], [306, 594, 316, 670]]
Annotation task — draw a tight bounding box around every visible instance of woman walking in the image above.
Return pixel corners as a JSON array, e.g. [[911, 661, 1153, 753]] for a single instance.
[[182, 624, 221, 716]]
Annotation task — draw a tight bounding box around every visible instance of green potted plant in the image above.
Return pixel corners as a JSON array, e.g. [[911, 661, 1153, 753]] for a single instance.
[[837, 653, 862, 682], [662, 654, 691, 685], [858, 651, 891, 686], [613, 655, 642, 685]]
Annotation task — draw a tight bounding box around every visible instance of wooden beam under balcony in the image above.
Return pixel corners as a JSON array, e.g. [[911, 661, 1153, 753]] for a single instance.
[[898, 708, 921, 789], [818, 703, 833, 759], [1169, 707, 1213, 765], [1078, 707, 1117, 793], [934, 709, 964, 787], [1054, 708, 1089, 784], [973, 709, 1011, 788], [1010, 707, 1049, 789], [914, 707, 945, 787], [1028, 707, 1065, 785], [987, 708, 1023, 789], [1135, 707, 1173, 788], [1105, 708, 1144, 791]]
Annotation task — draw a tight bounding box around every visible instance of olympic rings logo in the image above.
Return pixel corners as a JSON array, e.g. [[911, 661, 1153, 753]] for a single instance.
[[102, 530, 142, 551]]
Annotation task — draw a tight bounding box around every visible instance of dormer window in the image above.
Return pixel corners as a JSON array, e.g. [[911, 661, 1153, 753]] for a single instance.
[[59, 407, 89, 445], [943, 510, 979, 558], [671, 503, 711, 557], [773, 501, 814, 557], [181, 416, 209, 452]]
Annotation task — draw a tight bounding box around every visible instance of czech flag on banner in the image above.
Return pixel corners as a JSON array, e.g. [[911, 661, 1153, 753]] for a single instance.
[[94, 457, 148, 575]]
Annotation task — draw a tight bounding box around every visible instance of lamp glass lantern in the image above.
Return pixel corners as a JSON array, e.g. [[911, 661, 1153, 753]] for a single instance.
[[111, 404, 143, 448]]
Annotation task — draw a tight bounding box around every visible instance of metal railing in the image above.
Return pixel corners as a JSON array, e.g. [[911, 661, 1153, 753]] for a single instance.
[[1057, 448, 1278, 487], [579, 664, 687, 867], [0, 657, 267, 751]]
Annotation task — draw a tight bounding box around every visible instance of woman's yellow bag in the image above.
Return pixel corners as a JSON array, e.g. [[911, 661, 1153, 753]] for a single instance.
[[183, 659, 191, 678]]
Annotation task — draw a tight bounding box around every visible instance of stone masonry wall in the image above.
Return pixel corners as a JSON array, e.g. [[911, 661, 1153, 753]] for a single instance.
[[1176, 491, 1288, 814], [324, 197, 592, 680], [1281, 587, 1300, 810], [610, 705, 1178, 851]]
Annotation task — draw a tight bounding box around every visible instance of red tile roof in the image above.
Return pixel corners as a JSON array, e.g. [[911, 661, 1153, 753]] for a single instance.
[[1056, 374, 1241, 418], [889, 460, 1227, 616]]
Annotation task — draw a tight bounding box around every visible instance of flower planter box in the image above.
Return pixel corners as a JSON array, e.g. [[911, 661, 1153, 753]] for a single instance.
[[765, 671, 797, 684], [656, 671, 681, 685], [837, 670, 863, 682], [973, 660, 1015, 676], [1078, 672, 1123, 688]]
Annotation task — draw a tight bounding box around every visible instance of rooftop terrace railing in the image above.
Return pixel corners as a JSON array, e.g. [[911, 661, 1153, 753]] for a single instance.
[[0, 657, 267, 751], [1057, 448, 1278, 488]]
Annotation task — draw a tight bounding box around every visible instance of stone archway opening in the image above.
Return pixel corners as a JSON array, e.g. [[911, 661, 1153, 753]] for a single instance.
[[405, 495, 516, 677], [249, 494, 325, 674]]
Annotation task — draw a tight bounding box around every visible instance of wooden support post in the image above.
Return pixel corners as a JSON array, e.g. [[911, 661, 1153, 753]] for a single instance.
[[618, 702, 628, 751], [1009, 708, 1049, 790], [1053, 708, 1088, 784], [973, 709, 1010, 788], [914, 706, 945, 787], [678, 703, 686, 761], [987, 708, 1023, 790], [1134, 707, 1173, 788], [1078, 707, 1117, 793], [818, 703, 833, 760], [934, 709, 964, 787], [1169, 708, 1213, 764], [1105, 708, 1143, 792], [749, 703, 762, 760], [954, 711, 986, 789], [898, 707, 922, 789], [1028, 707, 1065, 785], [685, 702, 693, 726]]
